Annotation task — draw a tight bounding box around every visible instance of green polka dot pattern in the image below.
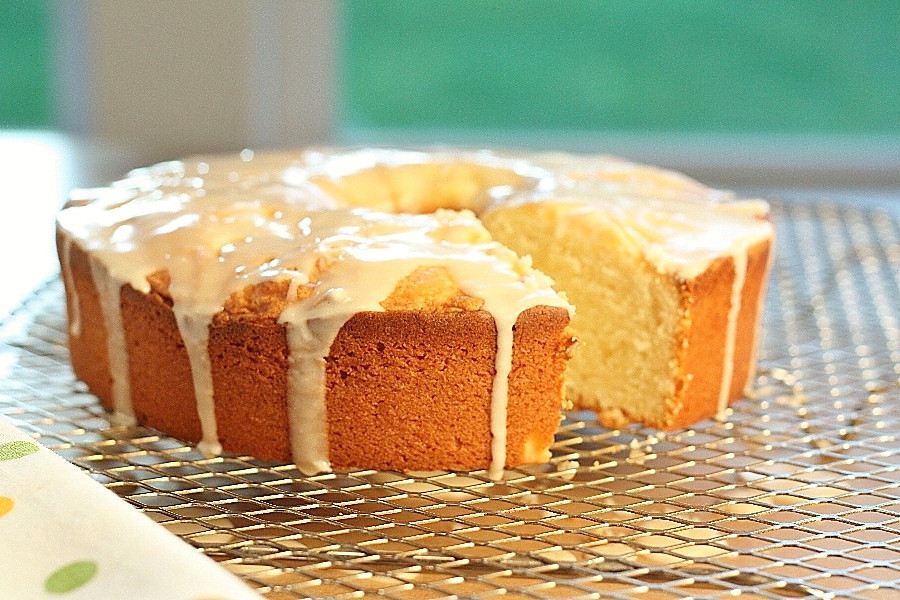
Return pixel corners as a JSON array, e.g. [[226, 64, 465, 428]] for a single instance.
[[44, 561, 98, 595], [0, 440, 39, 461]]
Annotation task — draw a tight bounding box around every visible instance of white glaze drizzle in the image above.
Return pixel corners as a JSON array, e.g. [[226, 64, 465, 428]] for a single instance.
[[282, 315, 340, 476], [173, 309, 221, 456], [60, 236, 82, 337], [87, 257, 135, 425], [718, 251, 747, 418], [488, 315, 514, 479], [744, 233, 775, 395]]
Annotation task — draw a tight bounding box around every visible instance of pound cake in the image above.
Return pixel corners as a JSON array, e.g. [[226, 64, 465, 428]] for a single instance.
[[56, 148, 773, 475]]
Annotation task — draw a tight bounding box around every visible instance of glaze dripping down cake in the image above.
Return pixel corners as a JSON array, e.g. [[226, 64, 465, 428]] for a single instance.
[[56, 148, 773, 475]]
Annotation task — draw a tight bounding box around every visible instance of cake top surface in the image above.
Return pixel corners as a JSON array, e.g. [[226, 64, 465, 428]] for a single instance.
[[58, 149, 573, 329], [58, 147, 772, 319]]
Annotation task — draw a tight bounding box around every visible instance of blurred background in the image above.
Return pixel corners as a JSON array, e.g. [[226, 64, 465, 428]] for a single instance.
[[3, 0, 899, 185], [0, 0, 898, 313]]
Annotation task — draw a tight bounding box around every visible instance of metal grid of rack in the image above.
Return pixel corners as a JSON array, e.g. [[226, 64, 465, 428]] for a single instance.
[[1, 199, 898, 599]]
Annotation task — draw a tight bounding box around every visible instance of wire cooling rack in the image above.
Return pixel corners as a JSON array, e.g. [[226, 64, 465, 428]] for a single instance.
[[1, 199, 898, 599]]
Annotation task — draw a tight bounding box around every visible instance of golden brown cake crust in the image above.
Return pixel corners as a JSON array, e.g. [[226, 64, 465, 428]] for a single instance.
[[505, 306, 575, 465], [668, 254, 737, 429], [326, 306, 572, 471], [728, 239, 772, 401], [121, 283, 204, 443], [209, 318, 292, 460], [669, 238, 772, 430]]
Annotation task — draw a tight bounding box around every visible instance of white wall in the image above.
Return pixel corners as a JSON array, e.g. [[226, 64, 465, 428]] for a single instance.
[[54, 0, 337, 164]]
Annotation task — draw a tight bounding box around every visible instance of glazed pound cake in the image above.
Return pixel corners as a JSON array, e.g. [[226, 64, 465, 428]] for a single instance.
[[56, 148, 773, 476]]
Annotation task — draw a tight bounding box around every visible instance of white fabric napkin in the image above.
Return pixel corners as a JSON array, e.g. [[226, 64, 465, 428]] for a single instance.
[[0, 417, 262, 599]]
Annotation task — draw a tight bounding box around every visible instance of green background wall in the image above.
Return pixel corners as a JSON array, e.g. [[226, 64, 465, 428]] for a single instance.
[[0, 0, 51, 127], [343, 1, 899, 134]]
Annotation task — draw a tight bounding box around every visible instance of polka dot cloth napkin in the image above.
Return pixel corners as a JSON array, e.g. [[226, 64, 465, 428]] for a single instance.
[[0, 417, 262, 599]]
